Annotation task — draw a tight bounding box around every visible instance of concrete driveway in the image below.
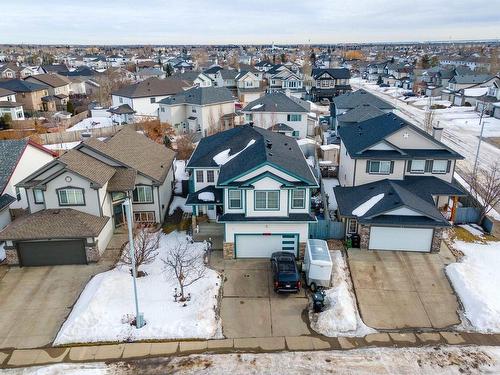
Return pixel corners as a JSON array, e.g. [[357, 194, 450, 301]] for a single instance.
[[347, 245, 460, 330], [0, 262, 112, 349], [219, 258, 312, 338]]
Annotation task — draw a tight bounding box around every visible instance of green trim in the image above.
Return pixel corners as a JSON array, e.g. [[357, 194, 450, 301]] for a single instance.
[[227, 189, 243, 209], [254, 190, 280, 211], [239, 171, 295, 188], [233, 232, 299, 258], [282, 240, 295, 244]]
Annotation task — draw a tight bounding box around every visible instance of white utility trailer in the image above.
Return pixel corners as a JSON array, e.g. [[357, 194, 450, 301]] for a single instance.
[[303, 239, 333, 290]]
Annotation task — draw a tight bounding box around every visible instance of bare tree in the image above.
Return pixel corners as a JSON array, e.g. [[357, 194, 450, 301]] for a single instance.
[[120, 226, 160, 277], [464, 162, 500, 223], [162, 241, 206, 301], [175, 134, 195, 160]]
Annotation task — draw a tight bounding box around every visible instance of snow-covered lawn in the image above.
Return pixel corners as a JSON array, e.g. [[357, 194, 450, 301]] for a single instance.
[[446, 240, 500, 333], [54, 231, 221, 345], [7, 346, 500, 374], [67, 117, 114, 132], [174, 160, 189, 194], [168, 196, 191, 215], [322, 178, 339, 211], [310, 250, 374, 337]]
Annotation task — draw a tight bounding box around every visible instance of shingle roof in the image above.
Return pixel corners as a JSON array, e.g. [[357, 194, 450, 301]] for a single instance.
[[337, 104, 385, 123], [333, 89, 394, 110], [219, 69, 239, 80], [107, 103, 135, 115], [107, 167, 137, 192], [159, 86, 235, 106], [0, 209, 110, 240], [338, 113, 463, 159], [449, 74, 494, 85], [0, 79, 48, 93], [312, 68, 351, 80], [0, 87, 15, 97], [81, 126, 175, 183], [0, 194, 15, 211], [59, 149, 116, 187], [0, 139, 29, 194], [242, 92, 308, 113], [111, 77, 191, 98], [203, 66, 222, 75], [27, 73, 70, 88], [187, 124, 317, 186], [333, 177, 465, 226]]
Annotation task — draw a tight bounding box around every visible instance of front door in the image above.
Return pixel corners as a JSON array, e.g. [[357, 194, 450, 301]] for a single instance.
[[113, 203, 125, 228]]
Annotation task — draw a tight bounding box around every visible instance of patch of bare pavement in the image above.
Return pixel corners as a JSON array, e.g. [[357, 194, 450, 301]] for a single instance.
[[2, 346, 500, 375]]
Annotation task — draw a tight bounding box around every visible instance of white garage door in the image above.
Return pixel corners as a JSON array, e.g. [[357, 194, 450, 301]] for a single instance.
[[369, 227, 433, 252], [235, 234, 298, 258]]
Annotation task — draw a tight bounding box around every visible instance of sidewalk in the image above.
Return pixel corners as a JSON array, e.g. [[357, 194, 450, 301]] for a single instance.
[[2, 331, 500, 369]]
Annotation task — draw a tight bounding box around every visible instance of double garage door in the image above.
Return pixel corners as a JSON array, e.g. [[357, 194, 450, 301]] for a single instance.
[[235, 234, 298, 258], [369, 227, 433, 252], [18, 240, 87, 266]]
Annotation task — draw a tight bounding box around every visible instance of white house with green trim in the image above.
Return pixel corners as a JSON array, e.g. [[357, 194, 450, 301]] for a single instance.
[[185, 124, 318, 259]]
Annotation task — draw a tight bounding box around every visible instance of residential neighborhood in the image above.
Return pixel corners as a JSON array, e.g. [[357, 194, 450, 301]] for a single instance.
[[0, 2, 499, 374]]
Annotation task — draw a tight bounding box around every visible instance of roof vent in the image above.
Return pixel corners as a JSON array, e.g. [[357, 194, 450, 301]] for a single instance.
[[266, 142, 272, 149], [249, 121, 254, 127], [268, 152, 273, 156]]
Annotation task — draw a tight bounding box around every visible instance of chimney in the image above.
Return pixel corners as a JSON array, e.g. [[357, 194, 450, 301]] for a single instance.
[[432, 125, 443, 141]]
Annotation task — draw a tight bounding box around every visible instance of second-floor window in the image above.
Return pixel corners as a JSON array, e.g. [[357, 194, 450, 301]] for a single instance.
[[287, 114, 301, 122], [150, 97, 156, 103], [33, 189, 44, 204], [196, 170, 204, 183], [367, 160, 393, 174], [432, 160, 448, 174], [58, 187, 85, 206], [207, 170, 215, 183], [228, 190, 242, 209], [133, 185, 153, 203], [255, 191, 279, 210], [410, 160, 426, 173], [245, 114, 253, 122], [291, 189, 305, 209]]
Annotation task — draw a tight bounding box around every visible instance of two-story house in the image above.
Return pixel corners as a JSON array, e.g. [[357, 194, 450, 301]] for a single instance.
[[0, 127, 175, 266], [111, 77, 191, 118], [25, 73, 71, 109], [311, 68, 351, 102], [185, 124, 318, 259], [0, 88, 24, 121], [158, 86, 236, 136], [235, 70, 265, 105], [334, 113, 465, 253], [241, 92, 313, 139], [0, 79, 53, 112]]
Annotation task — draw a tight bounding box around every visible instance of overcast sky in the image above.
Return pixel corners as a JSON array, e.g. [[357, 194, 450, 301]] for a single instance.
[[1, 0, 499, 45]]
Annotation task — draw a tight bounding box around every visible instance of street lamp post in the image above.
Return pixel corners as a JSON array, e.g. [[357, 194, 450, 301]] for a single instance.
[[472, 102, 486, 177], [122, 198, 144, 329]]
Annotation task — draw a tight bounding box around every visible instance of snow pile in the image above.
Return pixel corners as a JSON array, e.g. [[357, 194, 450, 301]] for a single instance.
[[251, 103, 263, 110], [458, 224, 484, 238], [0, 242, 5, 262], [446, 240, 500, 333], [198, 192, 215, 202], [322, 178, 339, 210], [352, 194, 384, 216], [311, 250, 375, 337], [174, 160, 189, 194], [212, 139, 256, 166], [168, 196, 191, 215], [67, 117, 114, 132], [54, 232, 221, 345], [463, 87, 489, 97]]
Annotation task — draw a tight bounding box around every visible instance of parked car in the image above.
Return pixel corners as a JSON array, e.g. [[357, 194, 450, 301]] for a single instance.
[[271, 252, 301, 293]]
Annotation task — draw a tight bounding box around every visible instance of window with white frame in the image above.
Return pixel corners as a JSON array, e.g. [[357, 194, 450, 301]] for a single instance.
[[58, 187, 84, 205], [368, 160, 391, 174], [228, 190, 242, 209], [134, 211, 155, 223], [291, 189, 305, 209], [287, 114, 302, 121], [245, 114, 253, 122], [133, 185, 153, 203], [410, 160, 426, 173], [255, 191, 279, 210], [207, 170, 215, 183], [432, 160, 448, 174], [33, 189, 44, 204], [196, 170, 204, 183]]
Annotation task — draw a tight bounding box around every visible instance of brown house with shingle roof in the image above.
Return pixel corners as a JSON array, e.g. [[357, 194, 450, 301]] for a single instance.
[[25, 73, 71, 108], [0, 126, 176, 266]]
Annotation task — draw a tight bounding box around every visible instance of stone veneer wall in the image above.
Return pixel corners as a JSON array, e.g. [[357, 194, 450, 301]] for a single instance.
[[299, 242, 306, 259], [359, 224, 370, 249], [5, 247, 19, 265], [223, 242, 234, 259], [85, 245, 100, 262]]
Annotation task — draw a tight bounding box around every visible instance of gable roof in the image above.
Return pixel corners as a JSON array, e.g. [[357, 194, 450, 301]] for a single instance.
[[80, 126, 175, 183], [449, 74, 495, 85], [111, 77, 191, 98], [242, 92, 308, 113], [26, 73, 70, 88], [337, 104, 385, 123], [338, 113, 463, 159], [0, 139, 55, 194], [58, 149, 116, 187], [312, 68, 351, 80], [159, 86, 234, 106], [333, 89, 394, 110], [0, 79, 48, 93], [187, 124, 317, 186]]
